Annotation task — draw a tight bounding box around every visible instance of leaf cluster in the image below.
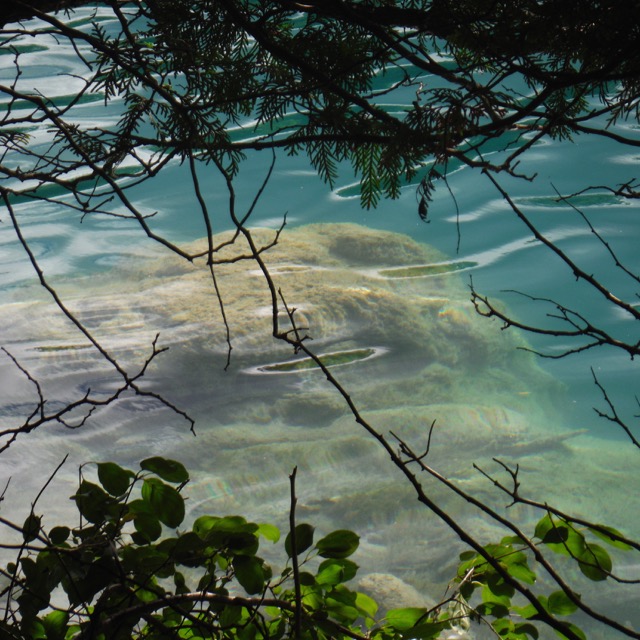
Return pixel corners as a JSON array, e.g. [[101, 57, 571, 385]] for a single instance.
[[1, 457, 469, 640], [5, 456, 631, 640], [454, 511, 634, 640]]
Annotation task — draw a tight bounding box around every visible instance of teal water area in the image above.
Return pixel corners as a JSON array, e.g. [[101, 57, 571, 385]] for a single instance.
[[1, 9, 639, 638]]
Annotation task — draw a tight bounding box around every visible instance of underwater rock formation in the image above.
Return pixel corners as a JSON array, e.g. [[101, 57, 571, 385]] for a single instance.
[[358, 572, 436, 613], [0, 222, 590, 587]]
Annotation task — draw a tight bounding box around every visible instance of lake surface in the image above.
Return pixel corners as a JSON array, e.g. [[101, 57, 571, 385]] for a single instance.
[[1, 9, 639, 638]]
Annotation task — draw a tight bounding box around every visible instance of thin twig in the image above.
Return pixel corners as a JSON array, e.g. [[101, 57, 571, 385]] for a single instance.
[[289, 467, 302, 640]]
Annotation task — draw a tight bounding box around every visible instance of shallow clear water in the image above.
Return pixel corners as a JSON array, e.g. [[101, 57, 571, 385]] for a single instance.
[[1, 9, 639, 638]]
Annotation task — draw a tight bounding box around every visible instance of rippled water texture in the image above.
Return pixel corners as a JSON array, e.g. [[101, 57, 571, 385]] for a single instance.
[[1, 8, 639, 638]]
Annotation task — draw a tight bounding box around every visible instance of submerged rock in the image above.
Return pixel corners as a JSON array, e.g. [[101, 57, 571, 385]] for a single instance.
[[358, 572, 436, 613], [0, 222, 587, 592]]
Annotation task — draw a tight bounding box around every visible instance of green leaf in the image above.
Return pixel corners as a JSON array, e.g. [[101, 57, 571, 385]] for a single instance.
[[407, 622, 443, 639], [459, 579, 475, 601], [299, 571, 316, 586], [22, 618, 46, 639], [541, 525, 569, 545], [234, 556, 266, 595], [354, 591, 378, 620], [315, 529, 359, 559], [220, 603, 244, 627], [134, 586, 161, 603], [494, 618, 540, 640], [72, 481, 115, 524], [48, 526, 70, 545], [285, 523, 315, 558], [547, 590, 579, 615], [301, 584, 324, 611], [257, 522, 280, 543], [192, 515, 261, 556], [97, 462, 133, 496], [515, 622, 540, 639], [141, 478, 185, 528], [61, 554, 116, 606], [478, 601, 510, 618], [196, 570, 217, 593], [386, 607, 429, 631], [588, 525, 633, 551], [500, 552, 537, 584], [174, 571, 187, 591], [193, 515, 221, 538], [538, 520, 585, 558], [481, 580, 512, 607], [492, 619, 515, 635], [42, 610, 69, 640], [327, 602, 360, 625], [22, 513, 41, 543], [141, 457, 189, 483], [127, 498, 152, 515], [133, 512, 162, 543], [562, 527, 587, 557], [513, 603, 541, 620], [578, 543, 612, 581], [199, 515, 255, 535], [171, 532, 207, 567], [534, 514, 556, 540], [483, 573, 514, 601], [325, 586, 360, 625], [554, 622, 587, 640], [503, 558, 537, 585], [316, 559, 358, 586], [19, 555, 56, 613]]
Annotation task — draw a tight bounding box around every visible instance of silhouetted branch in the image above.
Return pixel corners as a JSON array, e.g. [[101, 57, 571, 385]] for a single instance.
[[473, 457, 640, 554], [484, 172, 640, 322], [470, 285, 636, 359], [551, 183, 640, 286], [591, 368, 640, 450], [288, 467, 302, 640], [470, 178, 640, 358]]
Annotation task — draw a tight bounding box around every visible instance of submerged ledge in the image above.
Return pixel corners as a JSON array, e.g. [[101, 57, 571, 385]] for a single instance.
[[379, 261, 476, 278], [32, 344, 92, 353], [247, 347, 385, 375]]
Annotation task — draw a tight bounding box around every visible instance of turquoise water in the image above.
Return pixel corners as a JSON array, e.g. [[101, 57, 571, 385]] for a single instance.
[[1, 9, 639, 638]]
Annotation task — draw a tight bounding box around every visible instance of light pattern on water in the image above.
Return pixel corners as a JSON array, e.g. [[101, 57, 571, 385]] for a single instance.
[[0, 9, 639, 637]]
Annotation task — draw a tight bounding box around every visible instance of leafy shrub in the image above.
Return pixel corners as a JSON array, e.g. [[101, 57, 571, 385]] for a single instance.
[[0, 458, 452, 639], [1, 457, 629, 639]]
